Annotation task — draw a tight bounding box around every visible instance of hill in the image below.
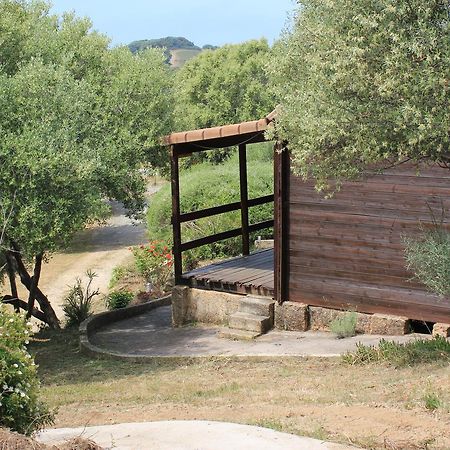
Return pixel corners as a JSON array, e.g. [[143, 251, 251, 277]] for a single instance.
[[128, 36, 217, 67], [128, 36, 200, 54]]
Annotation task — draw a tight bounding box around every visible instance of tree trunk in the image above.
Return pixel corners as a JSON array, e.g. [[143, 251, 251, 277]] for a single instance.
[[27, 252, 43, 318], [9, 243, 60, 329], [5, 251, 19, 312], [2, 294, 47, 322]]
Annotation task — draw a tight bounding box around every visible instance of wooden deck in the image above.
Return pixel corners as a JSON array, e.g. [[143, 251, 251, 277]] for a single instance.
[[181, 249, 274, 297]]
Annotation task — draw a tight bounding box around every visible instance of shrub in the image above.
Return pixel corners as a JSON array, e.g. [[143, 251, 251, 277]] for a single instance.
[[0, 305, 54, 434], [62, 270, 99, 327], [404, 226, 450, 297], [330, 312, 357, 339], [131, 241, 173, 292], [106, 291, 134, 310], [147, 150, 274, 270], [342, 336, 450, 367]]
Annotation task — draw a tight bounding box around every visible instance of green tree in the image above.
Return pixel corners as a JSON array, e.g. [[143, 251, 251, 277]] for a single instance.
[[174, 39, 275, 132], [0, 0, 173, 328], [269, 0, 449, 191]]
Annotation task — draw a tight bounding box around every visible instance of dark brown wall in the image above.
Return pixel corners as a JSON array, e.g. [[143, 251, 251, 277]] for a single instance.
[[287, 163, 450, 323]]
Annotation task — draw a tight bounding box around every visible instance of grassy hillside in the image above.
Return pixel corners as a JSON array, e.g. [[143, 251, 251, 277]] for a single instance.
[[170, 48, 202, 68], [128, 36, 217, 68]]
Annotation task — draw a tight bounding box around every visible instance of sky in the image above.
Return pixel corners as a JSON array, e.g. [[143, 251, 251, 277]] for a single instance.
[[49, 0, 296, 47]]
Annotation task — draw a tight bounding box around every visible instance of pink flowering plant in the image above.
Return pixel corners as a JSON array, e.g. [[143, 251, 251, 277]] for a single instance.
[[0, 305, 54, 434], [131, 240, 173, 293]]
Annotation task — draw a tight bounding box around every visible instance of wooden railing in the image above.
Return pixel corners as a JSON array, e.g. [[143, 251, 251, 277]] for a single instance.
[[171, 143, 274, 283]]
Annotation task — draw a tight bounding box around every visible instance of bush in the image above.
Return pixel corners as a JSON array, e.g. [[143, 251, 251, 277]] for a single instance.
[[0, 305, 54, 434], [62, 270, 99, 327], [106, 291, 134, 310], [147, 150, 274, 270], [330, 312, 357, 339], [342, 336, 450, 367], [131, 241, 173, 292], [404, 226, 450, 297]]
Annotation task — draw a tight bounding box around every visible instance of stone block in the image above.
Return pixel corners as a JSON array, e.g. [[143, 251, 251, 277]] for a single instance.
[[171, 285, 191, 327], [309, 306, 346, 331], [364, 314, 410, 335], [238, 296, 274, 319], [171, 286, 241, 327], [229, 312, 272, 333], [274, 301, 309, 331], [309, 306, 410, 335], [432, 323, 450, 338]]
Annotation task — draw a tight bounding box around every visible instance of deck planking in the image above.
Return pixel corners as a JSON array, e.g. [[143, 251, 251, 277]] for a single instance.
[[181, 249, 274, 297]]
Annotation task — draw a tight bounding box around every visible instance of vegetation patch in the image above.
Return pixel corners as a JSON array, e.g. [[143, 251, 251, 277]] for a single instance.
[[29, 329, 450, 449], [0, 306, 53, 435], [105, 291, 134, 310], [404, 225, 450, 297], [62, 270, 99, 327], [342, 336, 450, 367], [330, 312, 357, 338]]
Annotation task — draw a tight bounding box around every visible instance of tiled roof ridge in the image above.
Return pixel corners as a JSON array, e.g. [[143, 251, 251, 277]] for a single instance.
[[163, 109, 277, 146]]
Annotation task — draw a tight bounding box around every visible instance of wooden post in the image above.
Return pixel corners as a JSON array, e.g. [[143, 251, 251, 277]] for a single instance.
[[239, 143, 250, 255], [171, 145, 183, 284], [274, 141, 289, 304]]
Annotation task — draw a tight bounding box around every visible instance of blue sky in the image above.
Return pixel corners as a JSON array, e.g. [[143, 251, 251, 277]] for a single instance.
[[49, 0, 296, 47]]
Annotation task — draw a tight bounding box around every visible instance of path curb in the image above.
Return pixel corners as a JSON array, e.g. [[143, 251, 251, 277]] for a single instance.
[[79, 295, 171, 361]]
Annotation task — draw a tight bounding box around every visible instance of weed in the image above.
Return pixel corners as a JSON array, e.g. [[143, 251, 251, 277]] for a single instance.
[[330, 312, 357, 338], [343, 336, 450, 367], [423, 392, 442, 411], [253, 418, 284, 432]]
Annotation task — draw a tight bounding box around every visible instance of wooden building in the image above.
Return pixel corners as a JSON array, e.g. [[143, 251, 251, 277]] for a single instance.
[[165, 113, 450, 325]]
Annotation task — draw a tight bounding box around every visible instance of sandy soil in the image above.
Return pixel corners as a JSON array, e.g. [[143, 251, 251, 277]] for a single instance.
[[15, 184, 163, 320]]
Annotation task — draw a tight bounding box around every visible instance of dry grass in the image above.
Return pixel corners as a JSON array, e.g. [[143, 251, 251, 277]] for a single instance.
[[30, 329, 450, 450], [0, 428, 102, 450]]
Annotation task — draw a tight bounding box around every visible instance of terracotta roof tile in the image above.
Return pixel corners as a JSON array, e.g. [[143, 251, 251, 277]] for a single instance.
[[163, 109, 277, 146]]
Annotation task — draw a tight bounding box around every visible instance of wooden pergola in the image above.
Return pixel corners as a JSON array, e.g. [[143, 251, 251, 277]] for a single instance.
[[163, 110, 289, 301]]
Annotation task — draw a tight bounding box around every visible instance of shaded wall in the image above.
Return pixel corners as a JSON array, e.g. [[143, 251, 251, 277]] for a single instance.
[[287, 163, 450, 323]]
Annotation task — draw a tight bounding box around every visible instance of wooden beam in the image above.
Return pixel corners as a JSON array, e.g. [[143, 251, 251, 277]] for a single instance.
[[171, 145, 183, 284], [239, 144, 250, 255], [274, 141, 290, 304], [181, 227, 243, 252], [177, 195, 274, 224], [180, 220, 274, 253]]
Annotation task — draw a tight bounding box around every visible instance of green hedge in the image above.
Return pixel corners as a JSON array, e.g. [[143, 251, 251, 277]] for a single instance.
[[147, 146, 274, 270], [0, 306, 54, 434]]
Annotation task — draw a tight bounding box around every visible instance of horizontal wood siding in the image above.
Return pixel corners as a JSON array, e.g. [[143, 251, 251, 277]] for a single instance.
[[287, 163, 450, 323]]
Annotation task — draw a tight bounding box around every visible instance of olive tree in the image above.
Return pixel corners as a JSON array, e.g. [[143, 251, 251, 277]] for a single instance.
[[0, 0, 173, 328], [269, 0, 449, 191], [174, 39, 275, 131]]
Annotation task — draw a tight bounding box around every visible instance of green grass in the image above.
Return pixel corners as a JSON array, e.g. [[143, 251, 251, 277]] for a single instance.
[[423, 392, 443, 411], [342, 336, 450, 367]]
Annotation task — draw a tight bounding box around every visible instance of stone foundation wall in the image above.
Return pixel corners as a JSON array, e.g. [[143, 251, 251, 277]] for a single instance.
[[274, 303, 411, 335], [172, 287, 420, 336], [172, 286, 241, 327]]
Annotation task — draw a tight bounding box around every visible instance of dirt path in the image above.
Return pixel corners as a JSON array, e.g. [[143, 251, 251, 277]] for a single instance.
[[18, 184, 163, 320]]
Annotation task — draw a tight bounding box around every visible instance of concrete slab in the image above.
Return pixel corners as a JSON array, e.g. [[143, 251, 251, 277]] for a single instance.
[[37, 420, 357, 450], [89, 305, 436, 358]]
